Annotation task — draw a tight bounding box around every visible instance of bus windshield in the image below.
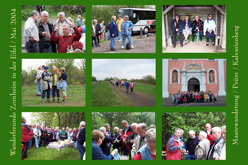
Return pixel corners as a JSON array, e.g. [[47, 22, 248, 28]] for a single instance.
[[119, 9, 133, 21]]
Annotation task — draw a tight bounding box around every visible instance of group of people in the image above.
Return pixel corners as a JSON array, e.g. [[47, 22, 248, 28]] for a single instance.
[[24, 10, 85, 53], [172, 14, 216, 48], [22, 117, 86, 160], [35, 65, 68, 103], [92, 121, 156, 160], [92, 14, 134, 51], [171, 91, 217, 104], [110, 80, 134, 94], [166, 123, 226, 160]]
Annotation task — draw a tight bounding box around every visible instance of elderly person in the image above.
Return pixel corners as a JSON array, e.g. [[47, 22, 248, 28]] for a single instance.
[[166, 128, 184, 160], [60, 127, 66, 140], [207, 127, 224, 160], [185, 130, 199, 160], [217, 126, 226, 160], [109, 16, 118, 51], [171, 14, 184, 48], [78, 19, 86, 52], [195, 131, 210, 160], [76, 15, 82, 28], [53, 12, 74, 36], [24, 10, 40, 53], [67, 128, 73, 140], [33, 124, 41, 149], [57, 67, 68, 103], [92, 130, 118, 160], [41, 66, 53, 103], [93, 19, 101, 47], [205, 123, 215, 144], [204, 14, 216, 46], [53, 127, 60, 141], [113, 127, 121, 151], [78, 121, 86, 160], [121, 15, 134, 49], [182, 15, 191, 44], [99, 127, 116, 155], [38, 11, 55, 53], [127, 123, 138, 159], [50, 20, 81, 53], [117, 15, 123, 41], [134, 128, 156, 160], [51, 68, 60, 103], [22, 117, 30, 159], [35, 66, 44, 96], [191, 15, 204, 42], [121, 120, 133, 156], [131, 123, 148, 159]]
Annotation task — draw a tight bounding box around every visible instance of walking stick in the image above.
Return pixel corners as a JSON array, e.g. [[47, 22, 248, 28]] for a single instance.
[[197, 30, 199, 45]]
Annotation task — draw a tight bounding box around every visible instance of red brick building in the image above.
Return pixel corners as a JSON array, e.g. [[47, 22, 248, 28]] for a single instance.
[[163, 59, 226, 98]]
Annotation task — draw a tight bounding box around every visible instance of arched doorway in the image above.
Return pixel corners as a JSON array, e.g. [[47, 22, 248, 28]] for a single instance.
[[188, 78, 200, 92]]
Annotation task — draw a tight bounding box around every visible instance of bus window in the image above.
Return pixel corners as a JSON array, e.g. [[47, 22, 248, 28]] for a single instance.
[[133, 12, 139, 24]]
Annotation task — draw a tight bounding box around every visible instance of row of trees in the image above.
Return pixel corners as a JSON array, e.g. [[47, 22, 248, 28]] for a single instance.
[[29, 112, 85, 129], [101, 75, 156, 85], [22, 5, 85, 21], [92, 112, 155, 133], [92, 5, 147, 25], [22, 59, 85, 86], [162, 112, 226, 151]]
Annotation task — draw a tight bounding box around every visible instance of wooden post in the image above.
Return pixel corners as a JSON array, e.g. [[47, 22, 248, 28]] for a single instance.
[[221, 6, 226, 49], [140, 28, 142, 38], [104, 32, 106, 40], [162, 6, 166, 50]]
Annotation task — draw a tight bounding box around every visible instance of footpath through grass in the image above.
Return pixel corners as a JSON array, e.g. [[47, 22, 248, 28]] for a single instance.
[[25, 145, 80, 160], [22, 85, 86, 107], [133, 82, 156, 96], [92, 81, 133, 106]]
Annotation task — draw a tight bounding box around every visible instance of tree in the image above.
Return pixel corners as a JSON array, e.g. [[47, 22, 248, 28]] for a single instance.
[[92, 76, 97, 81]]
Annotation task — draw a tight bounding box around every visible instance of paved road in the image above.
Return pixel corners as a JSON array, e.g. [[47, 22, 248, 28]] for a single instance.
[[110, 84, 156, 107], [92, 34, 156, 53], [163, 96, 226, 107]]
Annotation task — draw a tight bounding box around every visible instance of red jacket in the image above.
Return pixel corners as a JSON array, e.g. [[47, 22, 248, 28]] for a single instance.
[[207, 134, 215, 144], [50, 26, 81, 53], [22, 124, 30, 142], [130, 83, 134, 88], [166, 136, 181, 160], [121, 126, 133, 150]]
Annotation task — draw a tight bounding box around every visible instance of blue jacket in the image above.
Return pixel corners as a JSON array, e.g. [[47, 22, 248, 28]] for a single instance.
[[92, 141, 114, 160], [77, 127, 85, 145], [121, 21, 134, 36], [183, 20, 191, 29], [109, 21, 118, 38], [100, 134, 116, 155], [137, 144, 154, 160]]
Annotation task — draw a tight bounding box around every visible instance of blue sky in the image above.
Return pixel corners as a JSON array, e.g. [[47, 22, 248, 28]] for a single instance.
[[92, 59, 156, 80]]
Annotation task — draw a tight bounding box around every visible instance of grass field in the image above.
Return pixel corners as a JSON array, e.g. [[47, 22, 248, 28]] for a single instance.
[[25, 145, 80, 160], [22, 85, 85, 107], [92, 81, 134, 106], [132, 82, 156, 96]]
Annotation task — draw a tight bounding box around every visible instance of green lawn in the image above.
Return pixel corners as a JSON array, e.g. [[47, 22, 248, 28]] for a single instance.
[[92, 81, 133, 106], [133, 82, 156, 96], [22, 85, 85, 107], [25, 145, 80, 160]]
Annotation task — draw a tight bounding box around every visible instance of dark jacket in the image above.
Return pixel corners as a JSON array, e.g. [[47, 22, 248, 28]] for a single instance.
[[95, 24, 101, 36], [191, 20, 204, 33], [77, 127, 85, 145], [127, 132, 138, 150], [186, 136, 199, 155], [38, 21, 56, 53], [171, 19, 184, 33], [92, 141, 114, 160], [113, 133, 121, 150], [183, 20, 191, 29], [59, 72, 67, 81], [100, 134, 116, 155], [109, 21, 118, 38]]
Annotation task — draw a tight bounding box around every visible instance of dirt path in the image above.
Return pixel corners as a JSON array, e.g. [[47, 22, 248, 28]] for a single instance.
[[163, 41, 226, 53], [92, 34, 156, 53], [110, 83, 156, 107]]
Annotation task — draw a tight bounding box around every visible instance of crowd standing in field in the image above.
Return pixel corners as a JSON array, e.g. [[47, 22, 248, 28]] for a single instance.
[[166, 123, 226, 160], [22, 117, 86, 160], [92, 120, 156, 160], [24, 10, 85, 53]]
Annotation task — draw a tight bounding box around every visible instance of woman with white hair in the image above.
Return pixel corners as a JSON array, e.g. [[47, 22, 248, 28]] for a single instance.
[[195, 131, 210, 160], [134, 128, 156, 160], [121, 15, 134, 49], [109, 15, 118, 51]]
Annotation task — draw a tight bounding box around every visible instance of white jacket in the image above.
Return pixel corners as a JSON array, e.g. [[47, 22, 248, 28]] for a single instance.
[[131, 135, 147, 156], [204, 19, 216, 34]]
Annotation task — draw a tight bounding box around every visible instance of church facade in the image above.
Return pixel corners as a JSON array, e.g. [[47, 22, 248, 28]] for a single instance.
[[163, 59, 226, 98]]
